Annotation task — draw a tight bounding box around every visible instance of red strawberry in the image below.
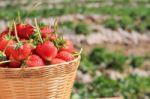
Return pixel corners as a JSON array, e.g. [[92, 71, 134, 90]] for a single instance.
[[60, 39, 75, 53], [8, 56, 21, 68], [5, 40, 16, 57], [51, 58, 66, 65], [26, 55, 45, 67], [40, 26, 54, 34], [56, 51, 75, 61], [40, 26, 57, 41], [0, 34, 14, 52], [49, 33, 57, 41], [0, 29, 9, 40], [11, 43, 32, 61], [12, 23, 34, 39], [36, 41, 57, 61], [0, 38, 9, 51]]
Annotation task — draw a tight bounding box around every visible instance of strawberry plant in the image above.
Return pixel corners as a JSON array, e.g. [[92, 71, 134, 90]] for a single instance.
[[103, 17, 118, 30], [73, 74, 150, 99], [90, 48, 127, 70], [60, 21, 74, 30], [129, 55, 144, 68], [119, 15, 133, 31], [79, 53, 95, 74], [75, 22, 90, 35]]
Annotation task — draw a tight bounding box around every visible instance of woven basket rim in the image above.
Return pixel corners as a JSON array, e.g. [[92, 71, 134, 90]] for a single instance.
[[0, 55, 81, 70]]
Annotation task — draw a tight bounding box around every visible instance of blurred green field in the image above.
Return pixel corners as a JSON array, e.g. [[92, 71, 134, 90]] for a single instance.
[[1, 0, 150, 33], [72, 47, 150, 99], [0, 0, 150, 99]]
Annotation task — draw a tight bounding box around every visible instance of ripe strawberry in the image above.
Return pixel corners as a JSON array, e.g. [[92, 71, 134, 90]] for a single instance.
[[49, 34, 57, 41], [40, 26, 54, 34], [8, 55, 21, 68], [0, 34, 14, 52], [60, 39, 75, 53], [5, 41, 16, 57], [12, 23, 34, 39], [56, 51, 75, 61], [11, 43, 32, 61], [0, 29, 9, 40], [36, 41, 57, 61], [51, 58, 66, 65], [26, 55, 45, 67], [0, 38, 9, 51], [40, 26, 57, 41]]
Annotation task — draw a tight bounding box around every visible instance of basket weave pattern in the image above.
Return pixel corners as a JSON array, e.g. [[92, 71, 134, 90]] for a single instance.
[[0, 56, 80, 99]]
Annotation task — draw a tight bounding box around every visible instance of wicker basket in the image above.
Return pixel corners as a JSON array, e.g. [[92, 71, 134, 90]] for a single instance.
[[0, 56, 80, 99]]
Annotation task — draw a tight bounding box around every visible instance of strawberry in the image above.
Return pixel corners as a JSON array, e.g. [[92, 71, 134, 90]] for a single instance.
[[0, 29, 9, 40], [4, 40, 16, 57], [40, 26, 54, 34], [49, 33, 57, 41], [0, 38, 9, 51], [12, 23, 34, 39], [40, 26, 57, 41], [0, 35, 14, 52], [11, 43, 32, 61], [26, 55, 45, 67], [51, 58, 66, 65], [60, 39, 75, 53], [56, 51, 75, 61], [8, 55, 21, 68], [36, 41, 57, 61]]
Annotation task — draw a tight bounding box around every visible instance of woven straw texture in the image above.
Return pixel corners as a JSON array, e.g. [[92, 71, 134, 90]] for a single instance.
[[0, 56, 80, 99]]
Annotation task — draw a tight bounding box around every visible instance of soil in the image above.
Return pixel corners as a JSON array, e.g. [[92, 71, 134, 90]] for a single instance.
[[82, 42, 150, 56]]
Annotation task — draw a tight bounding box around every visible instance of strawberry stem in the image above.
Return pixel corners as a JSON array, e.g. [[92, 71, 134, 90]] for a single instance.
[[13, 21, 23, 49], [13, 21, 20, 43], [25, 2, 42, 18], [17, 11, 21, 23], [54, 18, 58, 33], [73, 48, 83, 57], [0, 60, 11, 64], [7, 22, 12, 37], [34, 18, 43, 43]]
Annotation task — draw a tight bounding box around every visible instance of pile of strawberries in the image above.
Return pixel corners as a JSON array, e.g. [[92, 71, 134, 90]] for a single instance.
[[0, 20, 77, 68]]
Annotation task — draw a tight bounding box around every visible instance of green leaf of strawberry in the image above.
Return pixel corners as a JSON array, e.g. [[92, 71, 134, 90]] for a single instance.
[[53, 37, 65, 49]]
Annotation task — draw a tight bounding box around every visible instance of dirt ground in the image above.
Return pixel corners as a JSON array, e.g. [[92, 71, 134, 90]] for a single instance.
[[82, 42, 150, 56]]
